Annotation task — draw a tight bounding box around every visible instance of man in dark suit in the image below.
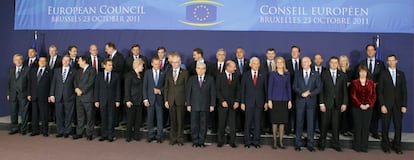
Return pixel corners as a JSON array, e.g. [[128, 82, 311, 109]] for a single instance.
[[188, 48, 212, 76], [86, 44, 104, 74], [157, 46, 169, 71], [259, 48, 276, 134], [50, 55, 76, 138], [24, 47, 38, 69], [125, 44, 149, 72], [28, 57, 52, 137], [318, 56, 348, 152], [143, 57, 165, 143], [7, 54, 30, 135], [240, 57, 268, 148], [68, 45, 79, 70], [216, 60, 240, 148], [378, 54, 407, 154], [73, 56, 96, 140], [311, 53, 326, 134], [209, 48, 226, 134], [186, 62, 216, 147], [47, 45, 62, 71], [164, 52, 188, 146], [94, 59, 121, 142], [234, 47, 250, 133], [285, 46, 302, 135], [293, 57, 322, 152], [357, 44, 386, 139]]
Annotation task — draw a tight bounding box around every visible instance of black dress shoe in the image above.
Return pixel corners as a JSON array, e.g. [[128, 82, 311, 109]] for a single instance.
[[56, 134, 63, 138], [307, 147, 316, 152], [30, 133, 39, 136], [295, 147, 301, 151], [254, 144, 261, 148], [318, 146, 325, 151], [99, 137, 107, 141], [371, 133, 380, 139], [217, 143, 223, 148], [169, 141, 176, 145], [272, 141, 277, 149], [244, 144, 250, 148], [200, 144, 206, 148], [177, 142, 184, 146], [43, 133, 49, 137], [157, 139, 163, 143], [192, 144, 198, 147], [126, 138, 132, 142], [8, 130, 19, 135], [278, 142, 286, 149], [108, 137, 114, 142], [86, 135, 93, 141], [20, 131, 27, 135], [72, 135, 82, 140], [63, 134, 69, 138], [147, 138, 155, 143], [230, 143, 237, 148], [333, 146, 342, 152], [396, 150, 403, 155]]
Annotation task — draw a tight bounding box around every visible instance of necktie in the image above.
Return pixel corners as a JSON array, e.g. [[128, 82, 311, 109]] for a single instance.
[[199, 76, 203, 88], [239, 60, 243, 74], [368, 59, 373, 73], [106, 72, 110, 84], [92, 56, 97, 71], [62, 68, 67, 83], [16, 68, 21, 79], [173, 70, 178, 83], [317, 67, 320, 74], [332, 72, 336, 85], [253, 72, 257, 86], [49, 58, 55, 69], [268, 61, 272, 71], [160, 61, 164, 70], [304, 71, 309, 85], [294, 60, 299, 71], [218, 63, 222, 73], [154, 70, 159, 85], [228, 73, 232, 84], [29, 59, 33, 67], [37, 68, 43, 82], [134, 56, 138, 60], [391, 70, 396, 86]]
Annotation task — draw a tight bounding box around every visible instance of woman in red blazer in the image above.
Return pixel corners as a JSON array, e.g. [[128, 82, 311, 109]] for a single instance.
[[350, 65, 376, 153]]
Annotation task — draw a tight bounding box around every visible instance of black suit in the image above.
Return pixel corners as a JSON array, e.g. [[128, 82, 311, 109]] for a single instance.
[[240, 70, 268, 145], [28, 67, 52, 134], [186, 75, 216, 145], [210, 61, 225, 133], [124, 71, 145, 140], [378, 69, 407, 150], [47, 55, 62, 71], [109, 52, 125, 124], [188, 60, 213, 76], [358, 58, 385, 135], [124, 54, 149, 72], [216, 72, 240, 145], [24, 58, 38, 69], [234, 58, 250, 132], [50, 67, 76, 135], [69, 56, 79, 70], [94, 71, 121, 138], [285, 58, 301, 134], [86, 54, 104, 73], [234, 58, 250, 75], [164, 68, 189, 143], [318, 70, 348, 148], [74, 66, 96, 137], [7, 66, 30, 133]]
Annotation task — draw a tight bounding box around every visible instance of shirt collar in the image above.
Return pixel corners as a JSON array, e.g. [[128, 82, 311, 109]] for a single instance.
[[388, 67, 396, 72]]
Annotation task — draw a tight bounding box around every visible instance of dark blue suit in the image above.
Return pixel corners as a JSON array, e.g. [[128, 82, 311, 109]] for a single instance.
[[240, 70, 267, 145], [292, 69, 321, 148], [143, 69, 165, 140]]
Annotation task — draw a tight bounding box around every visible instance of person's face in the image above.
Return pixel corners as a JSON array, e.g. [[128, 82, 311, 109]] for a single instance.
[[216, 51, 226, 62], [291, 48, 300, 59], [196, 65, 206, 75], [157, 49, 165, 59], [131, 47, 140, 56], [193, 52, 202, 61], [266, 50, 276, 60], [226, 62, 237, 73], [301, 57, 311, 69], [236, 48, 245, 59], [62, 57, 70, 67], [104, 61, 113, 71], [314, 55, 323, 66], [13, 56, 23, 66], [28, 49, 36, 58], [77, 58, 86, 67], [69, 48, 77, 57], [152, 59, 161, 70], [339, 58, 348, 68], [329, 59, 339, 70], [105, 45, 114, 55], [387, 56, 398, 68], [359, 70, 368, 78], [38, 57, 47, 67], [134, 63, 144, 73], [276, 58, 285, 70], [170, 57, 181, 69], [366, 46, 376, 58], [49, 47, 57, 57], [89, 45, 98, 56], [250, 59, 260, 71]]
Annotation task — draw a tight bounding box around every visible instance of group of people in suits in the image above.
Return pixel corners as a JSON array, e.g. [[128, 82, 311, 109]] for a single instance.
[[6, 43, 407, 154]]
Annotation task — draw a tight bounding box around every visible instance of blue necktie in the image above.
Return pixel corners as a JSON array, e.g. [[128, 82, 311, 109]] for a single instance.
[[154, 70, 159, 85], [391, 70, 396, 86], [304, 71, 309, 85]]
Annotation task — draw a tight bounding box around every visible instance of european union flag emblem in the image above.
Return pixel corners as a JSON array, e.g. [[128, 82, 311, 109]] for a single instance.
[[186, 4, 216, 23]]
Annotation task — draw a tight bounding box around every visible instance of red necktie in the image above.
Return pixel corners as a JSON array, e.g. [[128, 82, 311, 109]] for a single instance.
[[92, 56, 97, 70], [228, 73, 232, 84], [253, 72, 257, 86], [160, 60, 163, 70]]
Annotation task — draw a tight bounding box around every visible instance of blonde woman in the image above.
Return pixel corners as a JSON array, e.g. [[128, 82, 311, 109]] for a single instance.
[[338, 55, 354, 136], [267, 57, 292, 149]]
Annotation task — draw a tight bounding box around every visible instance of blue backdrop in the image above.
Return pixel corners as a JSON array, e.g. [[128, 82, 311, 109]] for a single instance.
[[2, 0, 413, 132]]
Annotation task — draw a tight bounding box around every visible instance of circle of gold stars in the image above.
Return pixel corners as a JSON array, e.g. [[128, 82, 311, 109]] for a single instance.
[[193, 5, 210, 22]]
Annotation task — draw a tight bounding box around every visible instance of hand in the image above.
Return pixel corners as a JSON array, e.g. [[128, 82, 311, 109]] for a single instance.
[[144, 101, 150, 107], [340, 105, 347, 112], [320, 105, 326, 112], [288, 101, 292, 109], [153, 88, 161, 95], [115, 102, 120, 107], [301, 90, 310, 98], [233, 102, 239, 109], [49, 96, 55, 103], [241, 104, 246, 111], [360, 104, 365, 110], [187, 106, 191, 112], [126, 101, 133, 108], [164, 101, 169, 109], [222, 101, 228, 108], [209, 106, 214, 112], [94, 102, 100, 108], [27, 96, 31, 101], [268, 101, 273, 109], [401, 107, 407, 113], [381, 105, 388, 114], [6, 96, 9, 101], [264, 103, 268, 111]]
